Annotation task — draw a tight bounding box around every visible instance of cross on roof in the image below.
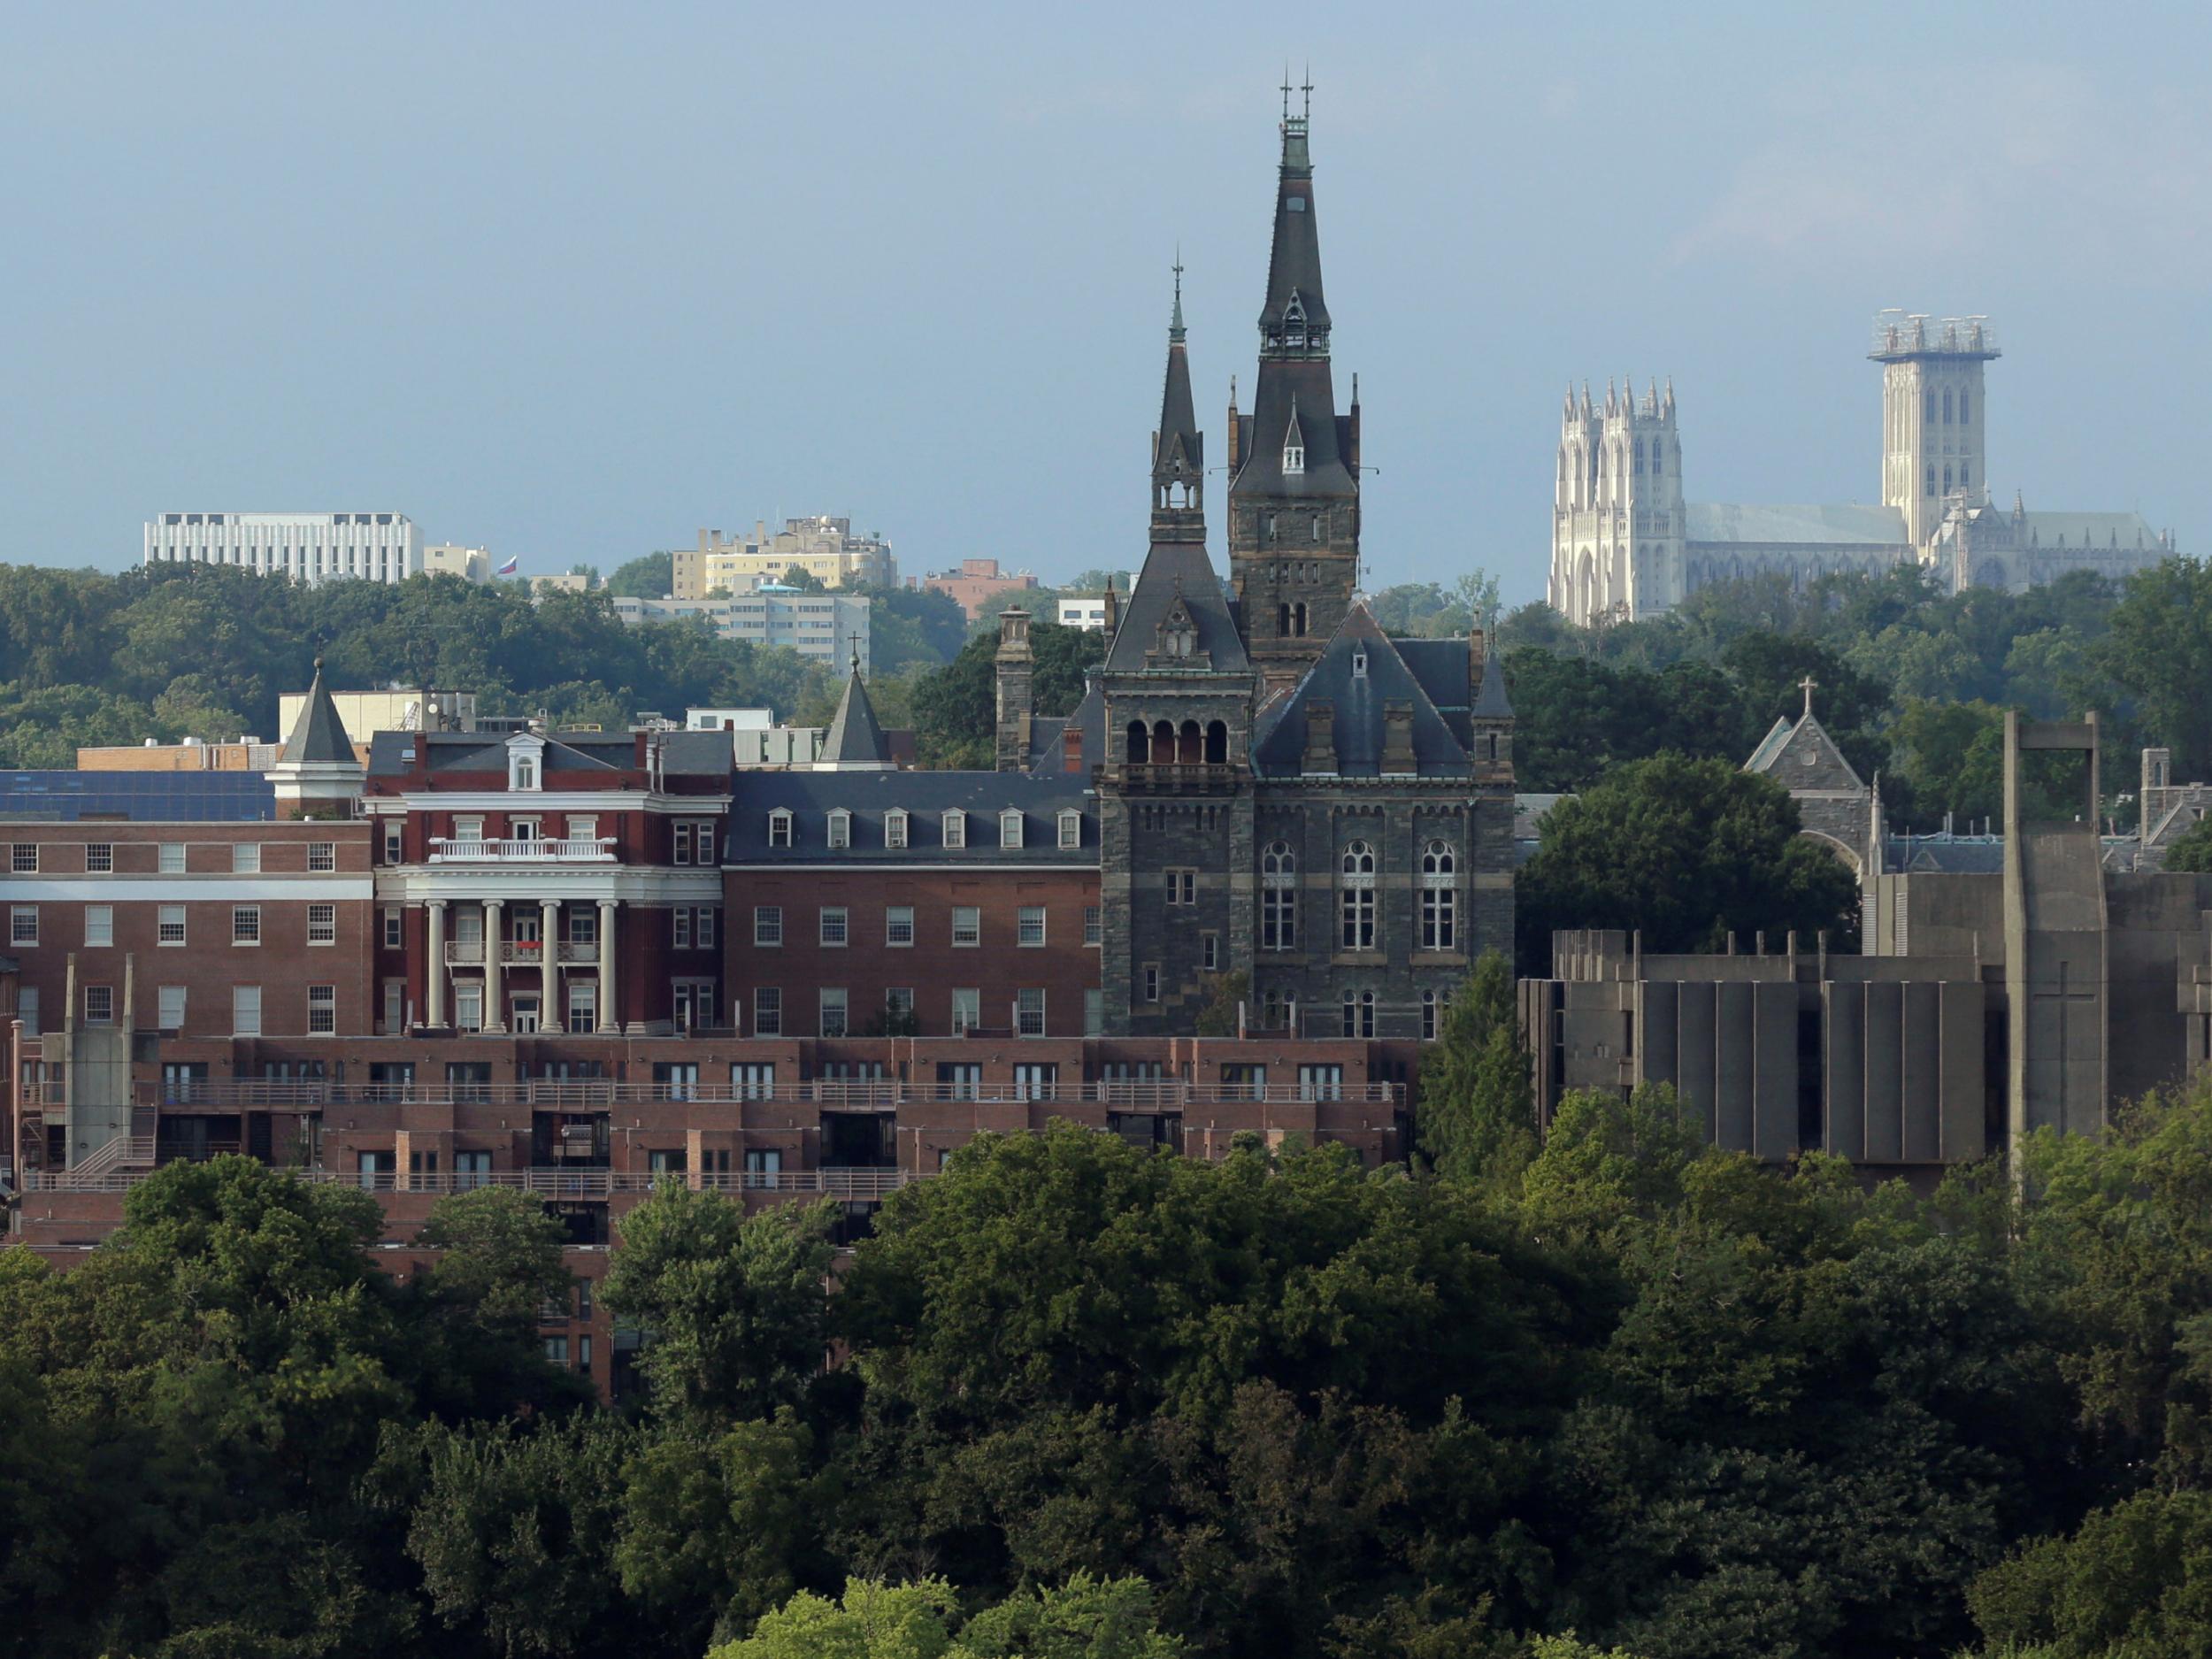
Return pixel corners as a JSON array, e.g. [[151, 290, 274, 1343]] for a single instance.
[[1800, 675, 1818, 718]]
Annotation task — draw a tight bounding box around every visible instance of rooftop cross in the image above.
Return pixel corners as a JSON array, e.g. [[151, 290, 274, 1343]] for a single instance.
[[1800, 675, 1818, 718]]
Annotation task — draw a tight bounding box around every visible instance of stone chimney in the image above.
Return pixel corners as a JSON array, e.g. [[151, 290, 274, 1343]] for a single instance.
[[1302, 700, 1337, 775], [1381, 701, 1416, 776], [994, 608, 1034, 773]]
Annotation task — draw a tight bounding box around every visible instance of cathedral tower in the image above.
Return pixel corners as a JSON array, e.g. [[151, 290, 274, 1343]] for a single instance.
[[1872, 311, 1997, 551], [1547, 377, 1682, 626], [1228, 83, 1361, 691]]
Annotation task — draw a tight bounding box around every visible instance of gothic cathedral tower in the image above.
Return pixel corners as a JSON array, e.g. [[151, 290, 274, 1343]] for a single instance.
[[1548, 378, 1683, 626], [1228, 86, 1361, 693], [1872, 311, 1997, 551]]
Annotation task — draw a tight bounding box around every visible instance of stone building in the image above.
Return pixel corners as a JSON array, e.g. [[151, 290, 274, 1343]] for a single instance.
[[1549, 314, 2177, 626], [1741, 680, 1873, 873]]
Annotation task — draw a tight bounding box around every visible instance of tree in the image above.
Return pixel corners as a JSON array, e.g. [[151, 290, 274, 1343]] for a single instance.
[[1192, 970, 1249, 1036], [609, 551, 676, 598], [416, 1187, 573, 1338], [2164, 813, 2212, 872], [1416, 951, 1537, 1194], [2100, 556, 2212, 781], [1516, 755, 1860, 973], [778, 565, 827, 593], [909, 618, 1103, 770]]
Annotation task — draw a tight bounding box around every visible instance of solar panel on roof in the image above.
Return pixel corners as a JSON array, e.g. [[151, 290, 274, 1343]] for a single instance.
[[0, 772, 277, 822]]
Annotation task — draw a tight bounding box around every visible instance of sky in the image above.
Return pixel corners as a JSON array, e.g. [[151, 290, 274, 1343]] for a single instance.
[[5, 1, 2210, 606]]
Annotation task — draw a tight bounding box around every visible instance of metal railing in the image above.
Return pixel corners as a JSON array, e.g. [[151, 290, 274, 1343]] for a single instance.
[[23, 1163, 918, 1199], [426, 837, 618, 863], [52, 1134, 156, 1187], [111, 1078, 1402, 1110], [444, 941, 600, 966]]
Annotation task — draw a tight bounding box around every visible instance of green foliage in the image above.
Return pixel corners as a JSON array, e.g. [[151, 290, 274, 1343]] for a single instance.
[[909, 618, 1104, 769], [1416, 951, 1537, 1194], [1192, 970, 1249, 1037], [1516, 754, 1860, 972], [609, 550, 676, 597], [416, 1186, 573, 1337], [2163, 813, 2212, 873]]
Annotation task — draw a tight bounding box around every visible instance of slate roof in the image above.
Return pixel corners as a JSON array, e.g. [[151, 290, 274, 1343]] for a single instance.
[[1686, 503, 1909, 547], [2017, 510, 2165, 550], [819, 667, 892, 766], [1250, 604, 1468, 779], [365, 728, 729, 780], [1393, 639, 1474, 746], [1260, 124, 1330, 337], [1744, 710, 1866, 790], [1025, 680, 1105, 773], [280, 664, 356, 766], [726, 770, 1097, 864], [1233, 357, 1356, 499], [1103, 540, 1250, 674], [1471, 642, 1514, 719], [0, 771, 276, 822]]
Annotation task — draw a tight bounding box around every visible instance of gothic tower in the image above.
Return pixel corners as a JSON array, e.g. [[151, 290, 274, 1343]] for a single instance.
[[1547, 377, 1683, 626], [1872, 311, 1998, 551], [1228, 84, 1361, 692]]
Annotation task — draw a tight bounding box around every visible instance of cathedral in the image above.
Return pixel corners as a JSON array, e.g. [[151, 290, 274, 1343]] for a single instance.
[[995, 96, 1517, 1039], [1548, 313, 2179, 627]]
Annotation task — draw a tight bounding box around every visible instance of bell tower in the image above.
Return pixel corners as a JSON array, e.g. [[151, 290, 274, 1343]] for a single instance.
[[1872, 311, 1998, 553]]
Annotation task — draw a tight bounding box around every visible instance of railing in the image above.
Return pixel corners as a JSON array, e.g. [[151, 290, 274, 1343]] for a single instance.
[[111, 1078, 1402, 1110], [53, 1134, 156, 1187], [25, 1164, 919, 1198], [427, 838, 618, 863], [1112, 762, 1239, 792], [444, 941, 601, 966]]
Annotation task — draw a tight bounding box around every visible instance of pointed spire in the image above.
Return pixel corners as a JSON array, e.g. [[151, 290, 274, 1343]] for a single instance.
[[1259, 80, 1328, 352], [280, 657, 352, 767], [1152, 259, 1204, 539], [1170, 247, 1185, 342], [818, 653, 893, 769]]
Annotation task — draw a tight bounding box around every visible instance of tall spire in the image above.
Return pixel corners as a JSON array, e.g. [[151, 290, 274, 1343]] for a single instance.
[[1151, 260, 1204, 542]]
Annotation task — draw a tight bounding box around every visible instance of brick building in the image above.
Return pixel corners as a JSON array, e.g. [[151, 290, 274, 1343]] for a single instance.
[[909, 557, 1040, 621]]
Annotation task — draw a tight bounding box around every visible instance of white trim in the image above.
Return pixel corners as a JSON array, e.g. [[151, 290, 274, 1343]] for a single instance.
[[373, 870, 723, 904], [373, 790, 727, 815], [723, 862, 1096, 873], [0, 877, 374, 902]]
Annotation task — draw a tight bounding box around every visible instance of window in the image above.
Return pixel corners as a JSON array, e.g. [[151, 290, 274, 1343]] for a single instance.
[[232, 841, 261, 873], [826, 810, 850, 849], [77, 903, 112, 948], [933, 905, 974, 948], [157, 903, 188, 945], [1924, 464, 1936, 496], [383, 905, 403, 949], [233, 985, 262, 1036], [157, 985, 187, 1031], [309, 984, 337, 1033], [543, 1336, 569, 1367], [308, 903, 336, 944], [1057, 810, 1081, 849], [886, 987, 915, 1025], [1341, 989, 1376, 1038], [382, 821, 403, 863], [1942, 388, 1954, 424], [1018, 906, 1046, 946], [453, 817, 483, 843], [810, 905, 846, 948], [733, 1062, 777, 1101], [743, 1147, 784, 1187], [1143, 964, 1161, 1002], [951, 987, 980, 1033], [16, 986, 35, 1037], [942, 810, 966, 849], [455, 1150, 492, 1191], [1084, 988, 1103, 1036], [1924, 389, 1937, 423], [566, 981, 597, 1033], [511, 756, 539, 791], [1422, 987, 1446, 1041], [159, 842, 186, 873], [819, 987, 849, 1038], [9, 907, 35, 947], [755, 906, 783, 947], [1283, 439, 1304, 475], [938, 1062, 981, 1102], [86, 841, 112, 873], [754, 988, 782, 1037], [1166, 868, 1196, 907], [697, 908, 716, 948], [568, 814, 597, 842], [383, 980, 405, 1033], [1202, 932, 1220, 972], [1263, 841, 1298, 949], [885, 810, 909, 849], [10, 844, 35, 873], [766, 810, 793, 849], [1299, 1063, 1344, 1102], [84, 984, 113, 1025], [999, 810, 1023, 849], [886, 906, 915, 946], [233, 904, 261, 945], [1339, 841, 1376, 949], [674, 908, 691, 949], [1084, 905, 1102, 946], [672, 820, 695, 864], [1017, 987, 1046, 1037], [1960, 390, 1970, 423], [1420, 841, 1457, 951], [308, 841, 336, 872]]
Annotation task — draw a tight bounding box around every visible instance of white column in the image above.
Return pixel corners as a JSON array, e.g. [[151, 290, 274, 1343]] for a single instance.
[[541, 900, 561, 1030], [597, 900, 618, 1033], [483, 899, 504, 1033], [426, 901, 447, 1029]]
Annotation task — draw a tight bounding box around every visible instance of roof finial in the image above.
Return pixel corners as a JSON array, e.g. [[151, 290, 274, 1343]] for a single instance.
[[1171, 249, 1185, 339], [1800, 674, 1817, 718], [1302, 66, 1312, 121], [1281, 66, 1292, 123]]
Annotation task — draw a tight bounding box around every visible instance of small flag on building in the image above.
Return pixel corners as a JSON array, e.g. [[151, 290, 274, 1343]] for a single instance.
[[495, 556, 519, 576]]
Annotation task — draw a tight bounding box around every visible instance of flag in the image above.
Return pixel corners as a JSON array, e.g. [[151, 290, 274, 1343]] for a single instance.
[[495, 556, 518, 576]]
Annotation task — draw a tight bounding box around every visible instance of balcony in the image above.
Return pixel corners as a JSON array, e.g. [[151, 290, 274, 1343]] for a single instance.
[[445, 941, 600, 966], [113, 1078, 1402, 1110], [427, 837, 617, 863], [21, 1164, 918, 1198], [1110, 762, 1240, 794]]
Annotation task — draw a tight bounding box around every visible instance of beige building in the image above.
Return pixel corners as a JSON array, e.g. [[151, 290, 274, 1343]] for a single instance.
[[274, 687, 476, 749], [421, 543, 493, 582], [674, 517, 895, 600]]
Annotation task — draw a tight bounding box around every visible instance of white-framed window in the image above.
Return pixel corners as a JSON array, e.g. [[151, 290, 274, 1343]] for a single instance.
[[1340, 988, 1376, 1038], [1017, 987, 1046, 1037], [157, 985, 186, 1031], [951, 987, 980, 1034], [383, 980, 404, 1033], [1422, 987, 1448, 1041], [382, 820, 403, 863], [1084, 905, 1102, 946], [673, 820, 695, 864], [754, 987, 782, 1037], [383, 905, 403, 949], [309, 984, 337, 1033], [10, 843, 35, 873], [820, 906, 848, 946], [942, 810, 966, 849], [698, 907, 716, 949], [1420, 840, 1457, 951], [1166, 869, 1196, 906], [9, 906, 35, 947], [159, 842, 186, 873], [157, 904, 187, 945], [1057, 810, 1081, 849], [999, 810, 1024, 849], [452, 816, 484, 843], [1262, 841, 1297, 949], [951, 906, 980, 947], [511, 753, 540, 791], [308, 841, 336, 872], [885, 810, 909, 849], [674, 908, 692, 949], [308, 902, 336, 944], [819, 987, 849, 1038], [826, 809, 850, 849], [233, 984, 262, 1036], [1142, 964, 1161, 1002], [1018, 906, 1046, 946], [767, 810, 793, 849], [84, 984, 113, 1025], [85, 841, 112, 873], [754, 906, 783, 947], [561, 981, 595, 1033], [1202, 932, 1219, 972], [1340, 841, 1376, 950], [86, 904, 115, 948], [886, 987, 915, 1024], [886, 906, 915, 947], [1283, 437, 1304, 475], [567, 814, 597, 841]]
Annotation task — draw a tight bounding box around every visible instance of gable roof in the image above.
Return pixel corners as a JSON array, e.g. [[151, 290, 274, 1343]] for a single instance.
[[1250, 604, 1467, 779], [819, 666, 892, 767], [1104, 539, 1249, 674], [1743, 708, 1865, 792]]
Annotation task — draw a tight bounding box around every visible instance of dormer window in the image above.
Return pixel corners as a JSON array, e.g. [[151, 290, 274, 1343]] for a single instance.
[[1283, 440, 1304, 476], [767, 809, 793, 849], [1351, 649, 1368, 679], [885, 809, 909, 849], [941, 810, 966, 849], [507, 739, 542, 792], [1000, 810, 1024, 849], [826, 809, 850, 849], [1057, 810, 1081, 849]]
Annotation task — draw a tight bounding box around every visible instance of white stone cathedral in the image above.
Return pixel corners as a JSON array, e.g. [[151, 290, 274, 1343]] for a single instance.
[[1548, 312, 2178, 627]]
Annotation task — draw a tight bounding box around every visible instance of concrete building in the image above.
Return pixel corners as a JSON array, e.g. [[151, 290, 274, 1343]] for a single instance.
[[910, 558, 1040, 621], [680, 710, 830, 769], [144, 512, 423, 585], [277, 687, 476, 752], [421, 544, 493, 583], [76, 738, 283, 772], [675, 518, 896, 601], [1548, 316, 2177, 626], [611, 592, 869, 674], [1058, 580, 1135, 630]]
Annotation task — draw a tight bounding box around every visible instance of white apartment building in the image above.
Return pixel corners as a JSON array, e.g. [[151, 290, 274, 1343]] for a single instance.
[[144, 512, 423, 585], [611, 592, 870, 675], [1058, 577, 1135, 630]]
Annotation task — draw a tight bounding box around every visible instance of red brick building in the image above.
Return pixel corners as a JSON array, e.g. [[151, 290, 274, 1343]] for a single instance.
[[910, 557, 1040, 621]]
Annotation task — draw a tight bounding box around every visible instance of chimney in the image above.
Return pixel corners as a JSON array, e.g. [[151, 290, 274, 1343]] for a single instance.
[[994, 608, 1035, 773], [1381, 700, 1416, 775], [1468, 618, 1486, 709], [1302, 700, 1337, 775]]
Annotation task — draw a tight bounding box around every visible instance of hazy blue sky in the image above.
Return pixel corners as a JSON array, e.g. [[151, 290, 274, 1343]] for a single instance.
[[6, 2, 2209, 603]]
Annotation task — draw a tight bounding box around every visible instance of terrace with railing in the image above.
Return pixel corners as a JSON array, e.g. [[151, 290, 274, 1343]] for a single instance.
[[73, 1078, 1400, 1110]]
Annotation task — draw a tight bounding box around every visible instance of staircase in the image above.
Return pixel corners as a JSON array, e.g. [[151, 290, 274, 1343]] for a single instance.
[[58, 1133, 157, 1188]]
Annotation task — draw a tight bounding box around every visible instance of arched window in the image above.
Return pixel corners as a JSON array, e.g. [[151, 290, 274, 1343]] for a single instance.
[[826, 808, 851, 850], [1943, 465, 1953, 493], [1924, 389, 1938, 424], [1959, 390, 1970, 423], [1283, 439, 1304, 476], [1340, 987, 1376, 1039], [1422, 987, 1446, 1041], [1650, 441, 1663, 475], [1943, 388, 1954, 424], [1925, 464, 1937, 496], [1125, 720, 1148, 764], [1420, 840, 1457, 951], [885, 809, 909, 849], [1293, 603, 1308, 636], [998, 810, 1024, 849], [1178, 720, 1202, 764], [1278, 603, 1291, 636], [1340, 841, 1376, 950], [1262, 841, 1297, 950], [1153, 719, 1175, 760], [1204, 720, 1227, 764], [1263, 987, 1287, 1032], [1959, 463, 1970, 490]]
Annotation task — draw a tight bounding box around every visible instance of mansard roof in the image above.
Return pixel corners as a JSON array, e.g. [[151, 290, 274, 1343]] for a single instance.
[[726, 769, 1096, 865], [1249, 603, 1468, 779], [1104, 539, 1249, 674], [365, 728, 729, 782]]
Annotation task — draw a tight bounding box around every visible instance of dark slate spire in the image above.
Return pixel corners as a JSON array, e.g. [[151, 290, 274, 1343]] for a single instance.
[[1151, 258, 1205, 542], [1471, 637, 1513, 719], [818, 651, 893, 769], [280, 657, 353, 766], [1259, 72, 1330, 354]]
